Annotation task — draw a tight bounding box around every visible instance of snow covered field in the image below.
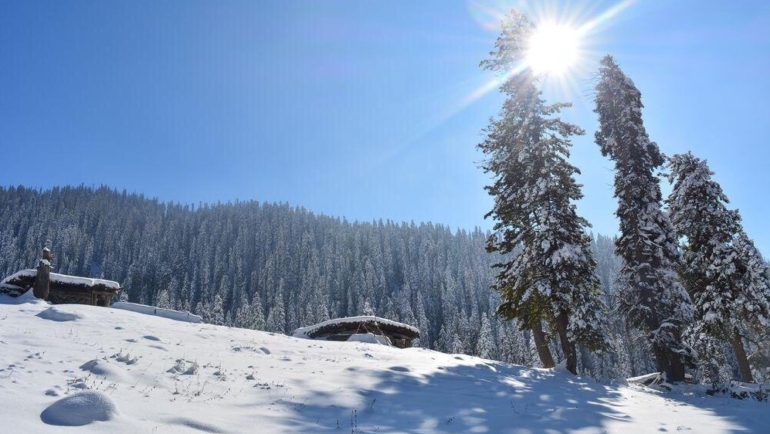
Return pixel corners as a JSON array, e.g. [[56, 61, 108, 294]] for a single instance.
[[1, 292, 768, 433]]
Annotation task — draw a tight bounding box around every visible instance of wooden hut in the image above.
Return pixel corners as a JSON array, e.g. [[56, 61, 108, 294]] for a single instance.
[[0, 269, 121, 307], [293, 316, 420, 348]]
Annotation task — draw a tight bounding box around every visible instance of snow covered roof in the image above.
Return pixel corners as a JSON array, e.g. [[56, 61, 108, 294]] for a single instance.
[[293, 315, 420, 344], [1, 269, 121, 291]]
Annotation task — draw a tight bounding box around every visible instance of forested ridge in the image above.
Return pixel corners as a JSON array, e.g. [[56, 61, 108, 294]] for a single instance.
[[0, 185, 499, 341], [1, 184, 767, 381]]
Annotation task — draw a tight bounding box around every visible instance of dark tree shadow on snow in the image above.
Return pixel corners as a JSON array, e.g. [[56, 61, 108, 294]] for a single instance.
[[272, 357, 640, 433]]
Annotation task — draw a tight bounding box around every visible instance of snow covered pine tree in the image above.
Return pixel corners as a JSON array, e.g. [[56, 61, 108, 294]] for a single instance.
[[667, 152, 770, 382], [479, 11, 608, 375], [594, 55, 695, 382]]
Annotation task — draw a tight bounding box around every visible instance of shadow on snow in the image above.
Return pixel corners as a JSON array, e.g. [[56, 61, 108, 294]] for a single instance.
[[274, 358, 635, 433]]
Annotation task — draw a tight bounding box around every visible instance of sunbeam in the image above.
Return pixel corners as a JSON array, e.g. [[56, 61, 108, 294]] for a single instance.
[[461, 0, 638, 107]]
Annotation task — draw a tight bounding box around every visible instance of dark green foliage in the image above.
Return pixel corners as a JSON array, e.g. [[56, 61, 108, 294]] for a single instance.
[[667, 152, 770, 382], [594, 55, 695, 382], [479, 12, 608, 373]]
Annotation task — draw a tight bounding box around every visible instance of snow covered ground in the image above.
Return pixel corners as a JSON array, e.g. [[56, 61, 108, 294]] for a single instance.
[[1, 292, 768, 433]]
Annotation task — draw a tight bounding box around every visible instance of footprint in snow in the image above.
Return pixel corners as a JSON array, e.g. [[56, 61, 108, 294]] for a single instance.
[[143, 335, 161, 342]]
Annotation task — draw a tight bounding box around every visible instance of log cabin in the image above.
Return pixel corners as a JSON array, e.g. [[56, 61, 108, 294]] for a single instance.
[[0, 268, 121, 307], [293, 316, 420, 348]]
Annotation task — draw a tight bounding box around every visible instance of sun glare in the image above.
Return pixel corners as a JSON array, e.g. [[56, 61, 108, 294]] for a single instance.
[[526, 23, 581, 77]]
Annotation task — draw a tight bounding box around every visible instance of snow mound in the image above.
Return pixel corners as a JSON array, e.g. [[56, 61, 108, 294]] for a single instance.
[[348, 332, 391, 346], [80, 359, 129, 381], [40, 390, 121, 426], [112, 302, 202, 323], [554, 359, 570, 373], [0, 288, 45, 305], [36, 306, 84, 322]]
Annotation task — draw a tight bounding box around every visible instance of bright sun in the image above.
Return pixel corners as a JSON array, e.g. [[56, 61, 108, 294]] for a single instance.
[[526, 22, 580, 77]]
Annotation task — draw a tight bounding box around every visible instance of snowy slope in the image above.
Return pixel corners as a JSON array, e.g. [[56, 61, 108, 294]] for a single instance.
[[1, 292, 768, 433]]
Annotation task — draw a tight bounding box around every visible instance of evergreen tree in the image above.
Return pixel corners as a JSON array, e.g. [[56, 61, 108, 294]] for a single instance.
[[479, 11, 609, 375], [155, 289, 171, 310], [266, 284, 287, 333], [210, 293, 225, 326], [476, 313, 495, 360], [667, 152, 770, 382], [594, 55, 695, 382], [247, 292, 267, 330]]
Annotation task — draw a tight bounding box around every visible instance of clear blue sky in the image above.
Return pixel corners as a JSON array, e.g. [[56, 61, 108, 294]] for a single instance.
[[1, 1, 769, 255]]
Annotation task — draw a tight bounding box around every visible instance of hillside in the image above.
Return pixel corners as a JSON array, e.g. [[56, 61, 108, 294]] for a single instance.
[[1, 292, 767, 433], [0, 185, 633, 377]]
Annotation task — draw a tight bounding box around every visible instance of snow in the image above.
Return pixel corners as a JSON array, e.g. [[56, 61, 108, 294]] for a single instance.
[[36, 306, 86, 322], [40, 391, 121, 426], [347, 333, 392, 346], [1, 293, 768, 433], [112, 302, 202, 323], [0, 283, 25, 296], [627, 372, 663, 384], [49, 272, 121, 289], [1, 268, 120, 290], [0, 269, 36, 282]]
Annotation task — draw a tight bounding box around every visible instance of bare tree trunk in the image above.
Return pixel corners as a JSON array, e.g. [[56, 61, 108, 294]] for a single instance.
[[531, 321, 555, 369], [645, 312, 686, 382], [651, 341, 686, 383], [731, 329, 754, 383], [666, 348, 686, 383], [556, 310, 577, 375]]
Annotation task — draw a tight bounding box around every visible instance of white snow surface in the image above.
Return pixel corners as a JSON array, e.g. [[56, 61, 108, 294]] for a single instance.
[[347, 333, 392, 346], [1, 291, 768, 433], [1, 268, 120, 289], [112, 302, 202, 323]]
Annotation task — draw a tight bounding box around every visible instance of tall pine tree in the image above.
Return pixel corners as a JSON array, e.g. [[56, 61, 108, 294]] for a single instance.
[[479, 11, 608, 375], [594, 55, 695, 382], [667, 151, 770, 382]]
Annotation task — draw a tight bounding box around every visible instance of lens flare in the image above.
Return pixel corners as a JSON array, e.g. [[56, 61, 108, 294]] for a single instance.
[[462, 0, 637, 105], [526, 22, 580, 77]]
